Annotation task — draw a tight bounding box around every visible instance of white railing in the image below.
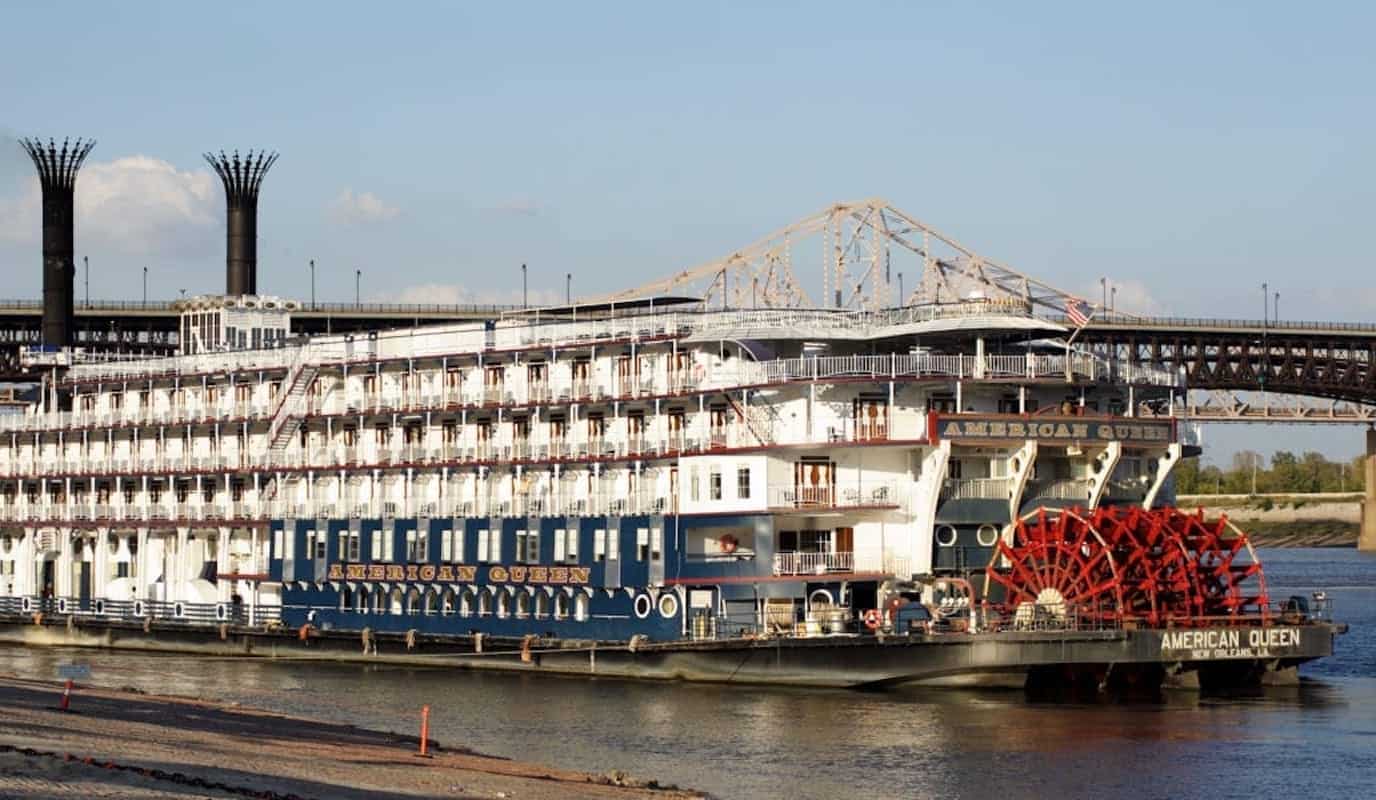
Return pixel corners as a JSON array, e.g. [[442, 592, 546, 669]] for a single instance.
[[1024, 478, 1092, 501], [772, 551, 854, 575], [767, 482, 901, 510], [939, 477, 1011, 502]]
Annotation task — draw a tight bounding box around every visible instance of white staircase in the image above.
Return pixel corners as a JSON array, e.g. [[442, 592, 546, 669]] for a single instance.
[[267, 349, 318, 463]]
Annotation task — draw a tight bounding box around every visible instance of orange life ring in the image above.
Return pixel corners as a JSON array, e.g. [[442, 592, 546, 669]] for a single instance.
[[718, 534, 739, 554], [863, 608, 883, 631]]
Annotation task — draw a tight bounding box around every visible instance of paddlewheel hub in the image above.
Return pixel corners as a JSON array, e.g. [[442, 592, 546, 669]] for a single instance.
[[985, 506, 1269, 627]]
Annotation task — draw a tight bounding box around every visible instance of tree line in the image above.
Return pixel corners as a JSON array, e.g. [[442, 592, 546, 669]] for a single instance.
[[1175, 451, 1366, 495]]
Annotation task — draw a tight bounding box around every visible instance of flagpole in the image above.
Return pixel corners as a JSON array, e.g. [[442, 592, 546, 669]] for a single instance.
[[1063, 302, 1100, 383], [1065, 305, 1099, 346]]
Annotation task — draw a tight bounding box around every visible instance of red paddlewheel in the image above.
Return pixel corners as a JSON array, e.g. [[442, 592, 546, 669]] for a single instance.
[[1156, 507, 1270, 623], [984, 507, 1123, 624], [1090, 505, 1198, 626], [984, 505, 1270, 627]]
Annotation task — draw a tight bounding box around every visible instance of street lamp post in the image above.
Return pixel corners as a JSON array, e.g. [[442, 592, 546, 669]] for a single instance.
[[142, 267, 147, 304], [310, 259, 316, 309], [83, 256, 89, 309], [356, 269, 361, 308], [566, 273, 571, 304], [522, 263, 528, 309], [1275, 291, 1280, 323], [1260, 282, 1269, 397], [1101, 276, 1107, 309], [1111, 286, 1117, 313]]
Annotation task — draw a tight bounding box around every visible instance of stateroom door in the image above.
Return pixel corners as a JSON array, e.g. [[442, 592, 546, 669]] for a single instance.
[[853, 397, 889, 441], [709, 407, 730, 448], [794, 460, 835, 506]]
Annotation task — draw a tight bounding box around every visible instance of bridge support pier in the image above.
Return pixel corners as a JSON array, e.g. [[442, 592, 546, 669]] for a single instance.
[[1361, 428, 1376, 552]]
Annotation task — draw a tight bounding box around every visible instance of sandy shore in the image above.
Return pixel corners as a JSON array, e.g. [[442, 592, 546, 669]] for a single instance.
[[0, 676, 704, 800]]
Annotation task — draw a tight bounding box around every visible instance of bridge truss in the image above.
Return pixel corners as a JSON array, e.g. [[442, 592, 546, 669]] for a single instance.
[[596, 198, 1087, 315]]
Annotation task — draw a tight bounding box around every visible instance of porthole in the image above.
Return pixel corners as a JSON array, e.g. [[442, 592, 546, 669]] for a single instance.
[[936, 525, 958, 547], [633, 593, 653, 619], [133, 600, 145, 617], [658, 593, 679, 619], [976, 524, 1000, 547]]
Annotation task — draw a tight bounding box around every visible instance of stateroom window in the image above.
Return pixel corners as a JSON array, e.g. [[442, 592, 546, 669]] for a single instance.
[[736, 466, 751, 499], [516, 529, 540, 563], [594, 529, 607, 562], [709, 468, 722, 501], [477, 528, 500, 563], [637, 528, 650, 561], [347, 530, 361, 561], [440, 528, 461, 561], [651, 527, 662, 561]]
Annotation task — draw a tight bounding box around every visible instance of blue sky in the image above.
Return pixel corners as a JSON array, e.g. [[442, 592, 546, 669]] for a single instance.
[[2, 1, 1373, 462]]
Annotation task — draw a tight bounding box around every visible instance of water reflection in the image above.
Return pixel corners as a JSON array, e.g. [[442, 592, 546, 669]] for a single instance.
[[1, 548, 1372, 800]]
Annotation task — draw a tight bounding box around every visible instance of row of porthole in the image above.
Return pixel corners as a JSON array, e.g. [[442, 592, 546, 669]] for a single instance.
[[633, 592, 678, 620], [20, 597, 194, 619], [936, 524, 1001, 548]]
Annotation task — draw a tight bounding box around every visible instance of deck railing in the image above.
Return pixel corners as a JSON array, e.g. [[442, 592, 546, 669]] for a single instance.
[[939, 477, 1011, 502]]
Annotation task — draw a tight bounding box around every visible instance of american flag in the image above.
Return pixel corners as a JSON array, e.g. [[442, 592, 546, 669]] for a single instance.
[[1066, 298, 1091, 327]]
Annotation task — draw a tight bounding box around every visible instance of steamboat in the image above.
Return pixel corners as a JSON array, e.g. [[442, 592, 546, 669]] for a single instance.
[[0, 294, 1345, 689], [0, 141, 1345, 688]]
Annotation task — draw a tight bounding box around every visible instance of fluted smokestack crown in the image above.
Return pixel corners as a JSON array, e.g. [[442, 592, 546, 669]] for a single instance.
[[19, 137, 95, 348], [204, 149, 278, 296]]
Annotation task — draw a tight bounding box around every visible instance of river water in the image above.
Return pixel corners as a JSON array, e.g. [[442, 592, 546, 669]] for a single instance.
[[2, 547, 1373, 800]]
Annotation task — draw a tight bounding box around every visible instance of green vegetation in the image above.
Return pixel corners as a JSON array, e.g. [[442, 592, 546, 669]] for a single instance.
[[1175, 450, 1365, 496]]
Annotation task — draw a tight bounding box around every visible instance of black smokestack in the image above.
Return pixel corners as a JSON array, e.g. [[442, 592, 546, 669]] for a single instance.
[[204, 149, 278, 296], [19, 137, 94, 348]]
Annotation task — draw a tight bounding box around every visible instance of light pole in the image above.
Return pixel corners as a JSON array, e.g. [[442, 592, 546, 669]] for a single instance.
[[309, 259, 316, 309], [566, 273, 571, 305], [521, 263, 528, 309], [1261, 282, 1269, 394], [83, 256, 89, 309], [1111, 286, 1117, 313], [1101, 276, 1107, 309], [355, 269, 361, 308], [142, 267, 147, 304], [1274, 291, 1279, 323]]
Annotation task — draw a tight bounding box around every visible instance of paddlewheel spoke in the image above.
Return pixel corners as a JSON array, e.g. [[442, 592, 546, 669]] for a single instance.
[[985, 505, 1269, 628]]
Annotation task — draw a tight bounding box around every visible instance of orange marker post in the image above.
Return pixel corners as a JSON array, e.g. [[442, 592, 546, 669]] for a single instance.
[[59, 679, 73, 712], [418, 705, 430, 757]]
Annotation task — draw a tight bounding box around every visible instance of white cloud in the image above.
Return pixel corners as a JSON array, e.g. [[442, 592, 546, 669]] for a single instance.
[[484, 197, 543, 217], [383, 282, 563, 307], [1082, 278, 1164, 315], [329, 188, 399, 224], [0, 155, 219, 257]]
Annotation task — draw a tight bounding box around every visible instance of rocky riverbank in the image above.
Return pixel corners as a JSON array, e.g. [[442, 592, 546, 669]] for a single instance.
[[0, 676, 704, 800], [1176, 494, 1359, 547]]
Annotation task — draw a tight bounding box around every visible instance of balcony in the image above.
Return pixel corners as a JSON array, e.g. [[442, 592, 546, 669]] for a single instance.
[[939, 477, 1010, 502], [1024, 477, 1092, 502], [772, 551, 853, 575], [768, 482, 901, 511]]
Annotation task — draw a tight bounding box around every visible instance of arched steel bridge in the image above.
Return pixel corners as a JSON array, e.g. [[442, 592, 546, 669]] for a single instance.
[[2, 198, 1374, 415]]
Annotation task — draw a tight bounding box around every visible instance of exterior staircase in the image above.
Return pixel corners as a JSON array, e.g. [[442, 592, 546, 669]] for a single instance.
[[267, 351, 319, 463], [726, 391, 777, 446]]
